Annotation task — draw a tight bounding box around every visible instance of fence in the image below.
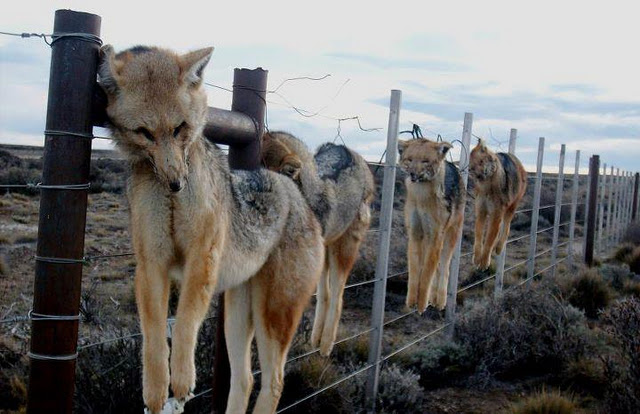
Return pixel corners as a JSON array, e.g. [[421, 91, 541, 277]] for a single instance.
[[1, 8, 640, 414]]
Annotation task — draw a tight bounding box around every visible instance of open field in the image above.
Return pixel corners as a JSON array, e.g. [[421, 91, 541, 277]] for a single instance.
[[1, 143, 638, 413]]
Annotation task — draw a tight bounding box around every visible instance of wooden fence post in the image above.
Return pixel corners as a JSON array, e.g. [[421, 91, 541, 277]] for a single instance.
[[567, 151, 581, 269], [494, 128, 517, 297], [445, 112, 473, 337], [212, 68, 267, 414], [26, 10, 101, 414], [526, 138, 545, 284], [365, 90, 401, 413], [550, 144, 566, 277], [584, 155, 600, 266]]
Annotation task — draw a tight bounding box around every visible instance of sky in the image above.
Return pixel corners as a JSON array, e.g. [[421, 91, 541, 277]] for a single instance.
[[1, 0, 639, 173]]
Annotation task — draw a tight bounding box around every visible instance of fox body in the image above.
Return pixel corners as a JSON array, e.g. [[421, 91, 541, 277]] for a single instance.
[[261, 132, 374, 355], [99, 46, 323, 414], [398, 138, 465, 312], [469, 140, 527, 269]]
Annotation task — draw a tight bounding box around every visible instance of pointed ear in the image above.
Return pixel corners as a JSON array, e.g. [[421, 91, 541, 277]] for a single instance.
[[98, 45, 123, 95], [397, 140, 409, 157], [180, 47, 214, 86], [437, 142, 453, 157]]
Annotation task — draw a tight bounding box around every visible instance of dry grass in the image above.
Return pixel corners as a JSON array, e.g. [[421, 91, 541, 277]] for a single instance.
[[510, 388, 576, 414]]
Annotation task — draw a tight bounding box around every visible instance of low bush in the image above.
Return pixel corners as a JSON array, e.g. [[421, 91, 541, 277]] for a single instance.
[[628, 246, 640, 274], [622, 221, 640, 246], [601, 297, 640, 414], [454, 285, 592, 384], [510, 388, 576, 414], [566, 269, 611, 318], [599, 263, 634, 291]]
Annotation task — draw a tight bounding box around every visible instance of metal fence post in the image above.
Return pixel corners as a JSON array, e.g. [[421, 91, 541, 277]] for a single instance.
[[445, 112, 473, 337], [584, 156, 600, 266], [633, 172, 639, 221], [550, 144, 566, 277], [597, 163, 606, 255], [567, 151, 581, 269], [613, 168, 621, 243], [625, 172, 634, 228], [365, 90, 401, 413], [212, 68, 267, 414], [494, 128, 517, 297], [607, 166, 616, 248], [526, 138, 545, 284], [26, 10, 101, 414]]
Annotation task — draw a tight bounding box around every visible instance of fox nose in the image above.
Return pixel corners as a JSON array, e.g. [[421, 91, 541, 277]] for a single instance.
[[410, 173, 418, 181], [169, 181, 182, 193]]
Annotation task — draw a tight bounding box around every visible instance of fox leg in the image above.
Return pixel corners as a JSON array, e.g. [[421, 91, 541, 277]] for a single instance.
[[406, 235, 423, 310], [310, 250, 329, 348], [417, 234, 444, 313], [224, 283, 255, 414], [320, 223, 365, 356], [135, 261, 171, 414], [473, 203, 488, 267], [251, 275, 309, 414], [495, 204, 517, 255], [479, 211, 503, 269], [433, 218, 462, 310], [170, 245, 220, 402]]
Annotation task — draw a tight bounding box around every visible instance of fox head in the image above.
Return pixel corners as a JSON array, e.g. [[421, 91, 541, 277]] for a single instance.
[[398, 139, 452, 182], [469, 139, 499, 181], [261, 133, 303, 181], [98, 45, 214, 193]]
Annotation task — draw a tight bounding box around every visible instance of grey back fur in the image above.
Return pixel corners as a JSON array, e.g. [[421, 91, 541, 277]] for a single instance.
[[266, 132, 374, 243]]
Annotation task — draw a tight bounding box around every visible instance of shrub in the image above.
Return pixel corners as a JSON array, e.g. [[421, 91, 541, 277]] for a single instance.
[[601, 297, 640, 414], [74, 317, 216, 414], [612, 243, 635, 263], [561, 357, 607, 398], [510, 388, 576, 414], [629, 246, 640, 274], [454, 286, 592, 384], [341, 363, 424, 414], [406, 340, 473, 389], [0, 255, 7, 276], [622, 221, 640, 246], [375, 364, 423, 413], [280, 356, 349, 414], [566, 269, 611, 318], [599, 263, 634, 291]]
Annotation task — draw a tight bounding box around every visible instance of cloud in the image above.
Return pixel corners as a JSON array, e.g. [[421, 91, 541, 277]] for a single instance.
[[325, 52, 469, 72]]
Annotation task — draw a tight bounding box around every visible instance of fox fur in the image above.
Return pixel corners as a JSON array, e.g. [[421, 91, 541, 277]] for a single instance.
[[98, 45, 324, 414], [469, 139, 527, 270], [398, 138, 465, 312], [261, 132, 374, 356]]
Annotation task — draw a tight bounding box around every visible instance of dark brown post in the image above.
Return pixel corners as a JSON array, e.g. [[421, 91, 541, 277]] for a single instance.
[[26, 10, 101, 413], [584, 155, 600, 266], [633, 172, 639, 221], [212, 68, 267, 413]]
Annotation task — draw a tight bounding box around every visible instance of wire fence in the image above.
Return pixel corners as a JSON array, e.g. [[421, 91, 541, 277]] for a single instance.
[[1, 20, 639, 414]]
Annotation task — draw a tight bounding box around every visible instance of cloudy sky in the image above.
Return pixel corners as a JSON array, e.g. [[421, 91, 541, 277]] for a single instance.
[[1, 0, 639, 172]]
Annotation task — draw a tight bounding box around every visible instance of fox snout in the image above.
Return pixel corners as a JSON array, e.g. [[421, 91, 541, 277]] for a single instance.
[[169, 180, 182, 193]]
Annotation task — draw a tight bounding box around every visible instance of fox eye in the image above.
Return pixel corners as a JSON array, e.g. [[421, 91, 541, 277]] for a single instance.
[[135, 127, 154, 142], [406, 158, 413, 163], [173, 121, 187, 138]]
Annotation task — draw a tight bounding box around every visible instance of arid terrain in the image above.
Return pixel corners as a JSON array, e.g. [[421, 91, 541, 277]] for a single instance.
[[1, 143, 639, 414]]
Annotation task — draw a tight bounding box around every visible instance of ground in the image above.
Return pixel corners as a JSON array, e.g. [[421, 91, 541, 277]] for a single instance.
[[1, 143, 616, 414]]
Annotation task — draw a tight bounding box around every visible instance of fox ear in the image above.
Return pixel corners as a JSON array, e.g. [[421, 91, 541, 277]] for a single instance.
[[181, 47, 214, 86], [437, 142, 453, 157], [98, 45, 123, 94], [397, 140, 409, 157]]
